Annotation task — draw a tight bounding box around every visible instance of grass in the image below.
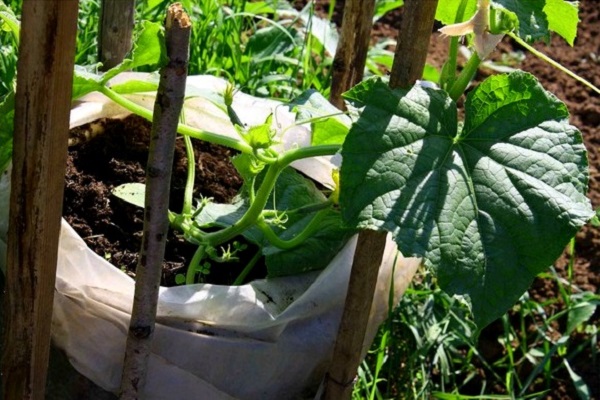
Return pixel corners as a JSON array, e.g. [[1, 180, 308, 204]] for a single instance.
[[1, 0, 597, 398]]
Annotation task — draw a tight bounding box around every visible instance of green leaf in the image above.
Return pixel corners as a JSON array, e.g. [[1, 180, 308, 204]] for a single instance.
[[245, 25, 297, 61], [298, 8, 339, 56], [0, 90, 13, 173], [340, 73, 593, 328], [590, 208, 600, 227], [102, 21, 166, 83], [423, 64, 441, 84], [72, 66, 103, 100], [243, 1, 276, 15], [112, 183, 146, 208], [264, 209, 354, 276], [0, 6, 19, 44], [565, 298, 600, 336], [240, 114, 274, 149], [374, 1, 404, 22], [543, 0, 579, 46], [495, 0, 549, 42], [195, 167, 353, 276], [435, 0, 477, 25], [290, 89, 351, 146], [563, 359, 591, 400]]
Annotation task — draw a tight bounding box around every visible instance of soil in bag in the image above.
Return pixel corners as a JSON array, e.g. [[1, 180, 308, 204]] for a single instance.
[[63, 114, 266, 286]]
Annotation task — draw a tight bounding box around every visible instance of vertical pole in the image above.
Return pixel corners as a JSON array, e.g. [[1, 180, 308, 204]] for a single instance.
[[99, 0, 135, 71], [1, 1, 79, 399], [329, 0, 376, 109], [322, 1, 439, 399], [119, 5, 191, 399]]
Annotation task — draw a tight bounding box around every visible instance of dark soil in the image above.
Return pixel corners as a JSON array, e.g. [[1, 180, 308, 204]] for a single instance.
[[63, 114, 266, 286]]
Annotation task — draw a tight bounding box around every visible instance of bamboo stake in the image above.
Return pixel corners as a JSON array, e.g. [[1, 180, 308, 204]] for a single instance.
[[99, 0, 135, 71], [329, 0, 376, 110], [119, 4, 191, 399], [322, 1, 439, 399], [0, 1, 79, 399]]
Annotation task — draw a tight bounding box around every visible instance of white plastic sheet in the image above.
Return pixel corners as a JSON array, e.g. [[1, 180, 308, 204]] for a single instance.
[[0, 75, 420, 399]]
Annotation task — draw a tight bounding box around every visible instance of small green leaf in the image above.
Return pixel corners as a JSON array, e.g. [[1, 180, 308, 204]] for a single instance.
[[241, 115, 275, 149], [340, 73, 593, 328], [112, 183, 146, 208], [564, 298, 600, 336], [290, 89, 351, 146], [543, 0, 579, 46], [72, 67, 103, 100]]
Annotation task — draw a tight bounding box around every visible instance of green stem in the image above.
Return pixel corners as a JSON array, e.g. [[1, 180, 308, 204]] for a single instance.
[[447, 52, 482, 102], [232, 249, 262, 286], [182, 128, 195, 217], [508, 32, 600, 96], [195, 144, 339, 246], [442, 0, 470, 90], [278, 144, 340, 165], [186, 245, 206, 285], [203, 162, 282, 245], [257, 207, 331, 250], [98, 86, 254, 153]]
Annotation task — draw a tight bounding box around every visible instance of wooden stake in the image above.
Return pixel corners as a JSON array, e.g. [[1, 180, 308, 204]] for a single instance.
[[322, 1, 439, 399], [1, 1, 79, 399], [329, 0, 376, 110], [99, 0, 135, 71], [119, 4, 191, 399]]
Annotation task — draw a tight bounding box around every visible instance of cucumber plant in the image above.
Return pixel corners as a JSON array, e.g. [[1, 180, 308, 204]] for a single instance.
[[0, 0, 594, 329]]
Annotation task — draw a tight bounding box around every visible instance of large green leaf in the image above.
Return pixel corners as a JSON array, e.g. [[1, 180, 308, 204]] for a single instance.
[[340, 73, 592, 328], [495, 0, 548, 42]]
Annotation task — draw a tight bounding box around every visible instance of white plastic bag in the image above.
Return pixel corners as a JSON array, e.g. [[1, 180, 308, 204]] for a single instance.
[[0, 75, 420, 399]]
